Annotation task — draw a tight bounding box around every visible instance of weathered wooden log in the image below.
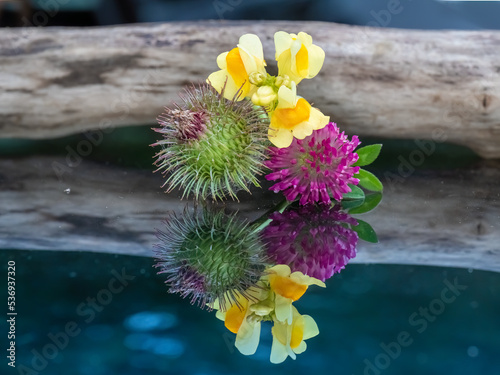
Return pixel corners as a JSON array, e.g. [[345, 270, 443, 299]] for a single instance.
[[1, 156, 499, 272], [1, 21, 500, 158]]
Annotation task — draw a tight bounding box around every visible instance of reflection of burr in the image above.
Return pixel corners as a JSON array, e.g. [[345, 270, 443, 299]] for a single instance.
[[153, 208, 267, 311]]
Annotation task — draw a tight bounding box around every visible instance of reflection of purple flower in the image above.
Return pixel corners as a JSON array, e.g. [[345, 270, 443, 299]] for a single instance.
[[262, 204, 358, 282], [265, 122, 360, 205]]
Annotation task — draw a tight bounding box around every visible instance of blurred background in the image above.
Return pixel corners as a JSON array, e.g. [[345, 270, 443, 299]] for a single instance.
[[0, 0, 499, 29]]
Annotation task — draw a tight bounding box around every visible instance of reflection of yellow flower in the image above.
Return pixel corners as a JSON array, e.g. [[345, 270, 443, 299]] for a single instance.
[[265, 264, 325, 324], [268, 83, 330, 148], [207, 34, 266, 101], [275, 31, 325, 85], [212, 284, 270, 355], [211, 265, 324, 362], [271, 305, 319, 364]]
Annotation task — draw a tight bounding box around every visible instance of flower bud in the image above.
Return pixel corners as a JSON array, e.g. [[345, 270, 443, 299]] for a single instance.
[[249, 72, 265, 85], [249, 300, 274, 316], [251, 85, 277, 106], [275, 75, 290, 88]]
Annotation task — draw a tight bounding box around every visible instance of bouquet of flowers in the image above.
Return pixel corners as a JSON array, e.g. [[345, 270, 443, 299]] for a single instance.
[[152, 31, 383, 364]]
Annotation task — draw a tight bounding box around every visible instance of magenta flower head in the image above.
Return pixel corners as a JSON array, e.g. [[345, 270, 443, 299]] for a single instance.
[[265, 122, 361, 205], [262, 204, 358, 282]]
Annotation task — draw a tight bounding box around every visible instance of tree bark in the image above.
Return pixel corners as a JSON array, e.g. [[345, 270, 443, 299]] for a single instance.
[[1, 21, 500, 157], [1, 156, 499, 273]]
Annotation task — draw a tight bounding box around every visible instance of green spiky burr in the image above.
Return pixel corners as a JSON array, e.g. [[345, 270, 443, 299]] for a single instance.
[[152, 84, 270, 201], [153, 208, 268, 311]]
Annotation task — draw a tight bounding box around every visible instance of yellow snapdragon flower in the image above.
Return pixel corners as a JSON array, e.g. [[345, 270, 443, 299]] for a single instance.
[[212, 283, 270, 355], [207, 34, 266, 101], [211, 265, 324, 362], [274, 31, 325, 85], [268, 83, 330, 148], [270, 305, 319, 364], [265, 264, 325, 324]]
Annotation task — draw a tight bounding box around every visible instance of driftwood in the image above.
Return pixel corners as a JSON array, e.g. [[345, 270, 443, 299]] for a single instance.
[[1, 21, 500, 158], [1, 156, 499, 273]]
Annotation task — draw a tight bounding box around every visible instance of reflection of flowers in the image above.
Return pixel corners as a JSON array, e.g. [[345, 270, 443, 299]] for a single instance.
[[213, 282, 269, 356], [264, 264, 324, 323], [153, 208, 267, 310], [271, 305, 319, 364], [152, 84, 269, 201], [265, 122, 361, 205], [211, 264, 324, 363], [262, 204, 358, 281]]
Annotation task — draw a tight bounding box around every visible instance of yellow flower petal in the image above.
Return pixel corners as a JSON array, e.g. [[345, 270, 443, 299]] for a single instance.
[[290, 121, 314, 139], [268, 82, 330, 148], [238, 33, 264, 62], [270, 325, 290, 364], [268, 126, 294, 148], [275, 31, 325, 84], [274, 293, 293, 323], [305, 44, 325, 78], [206, 69, 229, 95], [307, 107, 330, 130], [274, 31, 293, 60], [270, 320, 296, 363], [224, 301, 248, 334], [290, 271, 326, 288], [216, 51, 229, 70], [272, 98, 311, 130], [275, 84, 297, 109], [301, 314, 320, 341], [290, 315, 304, 349], [295, 44, 309, 77], [293, 340, 307, 354], [215, 310, 226, 322], [269, 274, 308, 301], [235, 319, 261, 355], [267, 264, 292, 277], [226, 47, 250, 95], [207, 34, 266, 101], [297, 31, 313, 46]]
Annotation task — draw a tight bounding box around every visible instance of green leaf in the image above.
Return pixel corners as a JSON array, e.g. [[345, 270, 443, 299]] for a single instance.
[[352, 219, 379, 243], [356, 169, 383, 192], [342, 184, 365, 200], [353, 144, 382, 167], [348, 192, 383, 214], [341, 197, 365, 210]]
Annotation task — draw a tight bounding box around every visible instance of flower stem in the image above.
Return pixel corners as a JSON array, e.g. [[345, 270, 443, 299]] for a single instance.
[[250, 199, 291, 234]]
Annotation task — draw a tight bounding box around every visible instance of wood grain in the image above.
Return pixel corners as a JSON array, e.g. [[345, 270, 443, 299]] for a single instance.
[[1, 156, 499, 273], [1, 21, 500, 157]]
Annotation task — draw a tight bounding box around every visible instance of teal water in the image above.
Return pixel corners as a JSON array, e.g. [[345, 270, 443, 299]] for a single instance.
[[1, 250, 498, 375]]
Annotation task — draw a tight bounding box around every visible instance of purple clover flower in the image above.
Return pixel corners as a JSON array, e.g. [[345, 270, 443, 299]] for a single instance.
[[265, 122, 360, 205], [262, 204, 358, 282]]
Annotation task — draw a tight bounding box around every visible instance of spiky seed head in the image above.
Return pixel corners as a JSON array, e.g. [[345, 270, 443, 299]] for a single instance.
[[153, 208, 268, 311], [152, 84, 270, 201]]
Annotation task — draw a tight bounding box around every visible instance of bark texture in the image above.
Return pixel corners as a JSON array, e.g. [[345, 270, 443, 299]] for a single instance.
[[1, 156, 499, 272], [1, 21, 500, 157]]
